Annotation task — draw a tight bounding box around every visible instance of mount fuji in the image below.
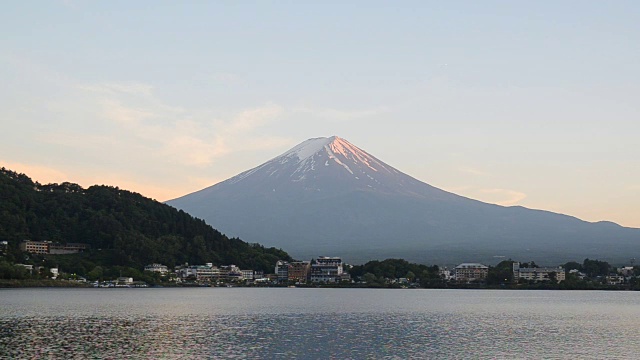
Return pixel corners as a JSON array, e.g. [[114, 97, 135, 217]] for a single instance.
[[168, 136, 639, 264]]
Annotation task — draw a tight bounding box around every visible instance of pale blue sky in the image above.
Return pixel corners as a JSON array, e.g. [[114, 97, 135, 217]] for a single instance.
[[1, 1, 639, 227]]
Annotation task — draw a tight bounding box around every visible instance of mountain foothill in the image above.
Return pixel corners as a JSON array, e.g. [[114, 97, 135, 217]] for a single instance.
[[0, 167, 291, 277]]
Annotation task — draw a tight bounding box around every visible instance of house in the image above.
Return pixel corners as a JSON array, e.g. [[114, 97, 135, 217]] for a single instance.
[[513, 262, 565, 283], [606, 275, 625, 285], [568, 269, 587, 279], [618, 266, 635, 277], [454, 263, 489, 282], [439, 267, 453, 281]]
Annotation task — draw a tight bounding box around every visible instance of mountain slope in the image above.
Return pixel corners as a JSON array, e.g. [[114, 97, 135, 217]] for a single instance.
[[168, 136, 639, 264]]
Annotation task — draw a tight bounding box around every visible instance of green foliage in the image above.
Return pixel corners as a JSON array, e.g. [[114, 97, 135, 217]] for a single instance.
[[349, 258, 439, 286], [563, 258, 612, 277], [563, 261, 582, 272], [0, 167, 293, 279], [0, 260, 31, 280], [486, 260, 515, 285], [581, 258, 611, 277]]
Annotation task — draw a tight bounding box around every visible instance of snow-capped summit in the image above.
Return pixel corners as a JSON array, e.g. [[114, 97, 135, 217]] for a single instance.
[[168, 136, 639, 264], [220, 136, 436, 199]]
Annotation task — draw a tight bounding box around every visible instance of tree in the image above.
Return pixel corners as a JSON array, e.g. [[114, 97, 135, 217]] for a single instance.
[[563, 261, 582, 272], [582, 259, 610, 277], [405, 271, 416, 282], [363, 272, 378, 286], [487, 260, 515, 285]]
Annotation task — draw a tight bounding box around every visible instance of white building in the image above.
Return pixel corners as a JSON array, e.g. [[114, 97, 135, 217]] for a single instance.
[[606, 275, 624, 285], [439, 267, 453, 281], [454, 263, 489, 282], [177, 264, 219, 281], [50, 267, 59, 279], [144, 263, 169, 274], [240, 270, 254, 280], [618, 266, 635, 277], [310, 256, 343, 283], [513, 262, 565, 283]]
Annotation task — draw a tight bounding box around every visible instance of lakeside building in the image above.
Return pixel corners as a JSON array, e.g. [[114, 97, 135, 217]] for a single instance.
[[144, 263, 169, 274], [454, 263, 489, 282], [439, 267, 454, 281], [175, 263, 253, 282], [288, 261, 311, 283], [513, 262, 566, 283], [19, 240, 89, 255], [176, 264, 219, 281], [254, 270, 264, 280], [275, 261, 289, 282], [220, 265, 242, 280], [241, 269, 255, 280], [310, 256, 344, 283], [619, 267, 635, 277], [606, 275, 624, 285], [569, 269, 587, 279]]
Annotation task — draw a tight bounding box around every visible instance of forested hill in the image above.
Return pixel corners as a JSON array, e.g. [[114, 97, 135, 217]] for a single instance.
[[0, 167, 291, 273]]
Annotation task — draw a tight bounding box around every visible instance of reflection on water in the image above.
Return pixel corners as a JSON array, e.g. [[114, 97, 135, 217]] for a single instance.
[[1, 288, 639, 359]]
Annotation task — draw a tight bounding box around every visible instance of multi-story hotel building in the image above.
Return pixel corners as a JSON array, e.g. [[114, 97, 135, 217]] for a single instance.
[[454, 263, 489, 282], [513, 262, 565, 283], [310, 256, 343, 283], [275, 260, 289, 282], [19, 240, 50, 254], [20, 240, 89, 255], [288, 261, 311, 282]]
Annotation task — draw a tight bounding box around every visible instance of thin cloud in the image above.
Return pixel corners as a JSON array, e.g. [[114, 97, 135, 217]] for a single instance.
[[480, 188, 527, 206], [441, 185, 527, 206], [82, 81, 287, 167]]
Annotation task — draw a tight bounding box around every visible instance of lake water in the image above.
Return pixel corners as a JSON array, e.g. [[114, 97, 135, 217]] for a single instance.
[[1, 288, 639, 359]]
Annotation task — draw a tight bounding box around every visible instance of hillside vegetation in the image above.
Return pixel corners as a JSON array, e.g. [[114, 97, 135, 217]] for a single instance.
[[0, 167, 291, 279]]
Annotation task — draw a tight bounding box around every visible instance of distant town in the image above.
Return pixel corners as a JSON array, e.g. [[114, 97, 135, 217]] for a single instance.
[[2, 239, 639, 290]]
